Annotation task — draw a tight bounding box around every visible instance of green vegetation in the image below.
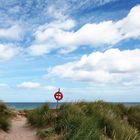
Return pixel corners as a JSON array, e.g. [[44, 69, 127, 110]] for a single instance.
[[27, 101, 140, 140], [127, 105, 140, 131], [0, 101, 16, 131]]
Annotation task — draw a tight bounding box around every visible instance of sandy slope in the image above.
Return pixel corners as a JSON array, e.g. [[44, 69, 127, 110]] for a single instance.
[[0, 116, 39, 140]]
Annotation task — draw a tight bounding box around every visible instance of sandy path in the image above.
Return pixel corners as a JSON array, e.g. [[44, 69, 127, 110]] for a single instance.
[[0, 116, 39, 140]]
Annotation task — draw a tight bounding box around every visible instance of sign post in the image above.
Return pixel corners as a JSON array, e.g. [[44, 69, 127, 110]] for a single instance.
[[54, 88, 63, 109]]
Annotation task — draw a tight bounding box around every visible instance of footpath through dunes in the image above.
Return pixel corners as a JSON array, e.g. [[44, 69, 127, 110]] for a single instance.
[[0, 115, 39, 140]]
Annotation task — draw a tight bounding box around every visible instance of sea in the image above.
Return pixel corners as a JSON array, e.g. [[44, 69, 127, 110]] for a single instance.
[[6, 102, 64, 110], [5, 102, 140, 110]]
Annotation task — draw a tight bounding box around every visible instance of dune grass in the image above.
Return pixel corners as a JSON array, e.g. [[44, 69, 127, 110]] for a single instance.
[[26, 101, 140, 140], [0, 101, 16, 131], [127, 105, 140, 131]]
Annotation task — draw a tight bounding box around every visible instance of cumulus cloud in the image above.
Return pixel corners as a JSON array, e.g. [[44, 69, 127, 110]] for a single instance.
[[47, 48, 140, 85], [17, 82, 56, 90], [0, 25, 22, 40], [28, 44, 52, 56], [17, 82, 41, 89], [28, 5, 140, 55], [0, 44, 20, 61], [28, 19, 76, 55], [36, 19, 75, 42]]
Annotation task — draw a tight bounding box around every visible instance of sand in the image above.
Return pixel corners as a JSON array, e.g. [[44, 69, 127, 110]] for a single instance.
[[0, 115, 39, 140]]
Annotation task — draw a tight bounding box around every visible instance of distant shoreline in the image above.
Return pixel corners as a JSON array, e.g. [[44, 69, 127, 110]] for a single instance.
[[5, 102, 140, 110]]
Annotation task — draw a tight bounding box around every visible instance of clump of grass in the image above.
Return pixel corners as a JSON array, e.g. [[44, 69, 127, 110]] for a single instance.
[[26, 101, 140, 140], [37, 128, 55, 139], [0, 101, 15, 131], [127, 105, 140, 131], [27, 104, 56, 128]]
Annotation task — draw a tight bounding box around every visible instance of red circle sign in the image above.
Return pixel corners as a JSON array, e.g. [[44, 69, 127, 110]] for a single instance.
[[54, 91, 63, 101]]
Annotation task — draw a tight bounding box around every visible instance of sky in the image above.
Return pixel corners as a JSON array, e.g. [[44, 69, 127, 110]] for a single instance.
[[0, 0, 140, 102]]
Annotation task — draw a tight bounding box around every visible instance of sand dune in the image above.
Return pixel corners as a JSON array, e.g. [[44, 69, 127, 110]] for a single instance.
[[0, 116, 39, 140]]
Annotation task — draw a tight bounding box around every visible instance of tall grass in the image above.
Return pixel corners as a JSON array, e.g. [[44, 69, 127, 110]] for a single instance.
[[26, 101, 140, 140], [127, 105, 140, 131], [27, 104, 55, 128], [0, 101, 16, 131]]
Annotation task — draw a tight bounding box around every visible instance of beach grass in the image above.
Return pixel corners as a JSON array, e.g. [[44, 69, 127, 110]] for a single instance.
[[0, 101, 16, 131], [26, 101, 140, 140]]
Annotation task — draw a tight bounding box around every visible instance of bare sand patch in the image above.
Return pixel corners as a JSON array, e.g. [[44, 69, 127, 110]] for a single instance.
[[0, 115, 39, 140]]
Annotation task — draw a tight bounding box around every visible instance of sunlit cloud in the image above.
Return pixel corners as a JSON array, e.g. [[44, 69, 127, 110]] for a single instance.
[[48, 48, 140, 85], [28, 5, 140, 55]]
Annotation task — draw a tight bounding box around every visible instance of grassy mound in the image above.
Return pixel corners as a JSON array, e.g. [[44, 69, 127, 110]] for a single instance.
[[0, 101, 15, 131], [27, 101, 140, 140]]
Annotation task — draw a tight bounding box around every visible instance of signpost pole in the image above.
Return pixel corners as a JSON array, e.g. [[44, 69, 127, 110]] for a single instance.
[[56, 100, 58, 109], [54, 88, 63, 109]]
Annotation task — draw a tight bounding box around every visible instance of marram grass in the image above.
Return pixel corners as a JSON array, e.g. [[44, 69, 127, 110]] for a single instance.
[[0, 101, 16, 131], [26, 101, 140, 140]]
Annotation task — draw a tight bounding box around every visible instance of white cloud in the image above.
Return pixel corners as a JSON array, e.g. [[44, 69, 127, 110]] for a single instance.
[[28, 44, 52, 56], [17, 82, 41, 89], [36, 19, 75, 42], [28, 19, 76, 55], [29, 5, 140, 55], [47, 48, 140, 85], [0, 25, 22, 40], [116, 5, 140, 39], [17, 82, 56, 91], [0, 44, 20, 61]]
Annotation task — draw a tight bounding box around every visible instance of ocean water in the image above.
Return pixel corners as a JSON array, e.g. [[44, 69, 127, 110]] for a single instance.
[[5, 102, 140, 110], [120, 102, 140, 107], [6, 102, 64, 110]]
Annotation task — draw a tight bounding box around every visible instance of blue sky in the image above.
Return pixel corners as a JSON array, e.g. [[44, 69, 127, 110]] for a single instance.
[[0, 0, 140, 102]]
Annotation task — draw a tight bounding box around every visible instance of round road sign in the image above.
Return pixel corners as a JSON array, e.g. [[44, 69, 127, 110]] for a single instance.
[[54, 90, 63, 101]]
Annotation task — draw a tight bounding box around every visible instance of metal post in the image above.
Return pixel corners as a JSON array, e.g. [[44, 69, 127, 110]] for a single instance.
[[56, 100, 58, 109]]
